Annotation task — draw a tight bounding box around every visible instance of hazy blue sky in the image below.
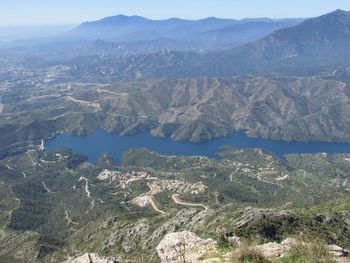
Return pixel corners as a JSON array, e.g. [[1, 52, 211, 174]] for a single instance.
[[1, 0, 349, 26]]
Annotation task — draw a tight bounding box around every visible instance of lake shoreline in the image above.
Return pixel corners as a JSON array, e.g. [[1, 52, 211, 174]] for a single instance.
[[45, 129, 350, 164]]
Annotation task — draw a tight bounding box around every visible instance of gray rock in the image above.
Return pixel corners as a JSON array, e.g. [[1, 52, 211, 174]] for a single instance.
[[313, 213, 334, 224], [156, 231, 217, 263], [62, 253, 134, 263]]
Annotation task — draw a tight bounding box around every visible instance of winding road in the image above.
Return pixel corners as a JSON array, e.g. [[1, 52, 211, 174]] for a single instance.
[[149, 196, 166, 214], [146, 182, 166, 214], [64, 208, 78, 226], [79, 176, 91, 198], [172, 194, 208, 211], [42, 181, 55, 193], [229, 168, 240, 182]]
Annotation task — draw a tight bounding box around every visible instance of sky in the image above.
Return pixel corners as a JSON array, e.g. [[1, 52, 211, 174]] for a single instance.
[[0, 0, 349, 27]]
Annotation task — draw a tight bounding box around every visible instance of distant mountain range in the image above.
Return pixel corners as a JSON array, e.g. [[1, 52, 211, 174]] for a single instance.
[[59, 15, 303, 52], [191, 9, 350, 75], [2, 10, 350, 77], [68, 15, 301, 40], [60, 9, 349, 78]]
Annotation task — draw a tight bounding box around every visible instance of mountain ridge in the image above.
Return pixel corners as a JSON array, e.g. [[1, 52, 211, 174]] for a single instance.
[[170, 9, 350, 76], [67, 13, 302, 44], [51, 9, 350, 77]]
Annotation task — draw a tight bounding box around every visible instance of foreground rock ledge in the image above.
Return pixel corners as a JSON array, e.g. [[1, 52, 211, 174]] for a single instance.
[[156, 231, 350, 263], [156, 231, 217, 263], [63, 253, 134, 263]]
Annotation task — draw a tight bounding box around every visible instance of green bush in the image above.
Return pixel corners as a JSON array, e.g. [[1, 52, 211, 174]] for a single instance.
[[279, 241, 335, 263], [232, 242, 270, 263], [217, 235, 234, 250]]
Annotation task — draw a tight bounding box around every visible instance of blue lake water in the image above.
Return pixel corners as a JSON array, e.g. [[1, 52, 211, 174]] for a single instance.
[[45, 129, 350, 163]]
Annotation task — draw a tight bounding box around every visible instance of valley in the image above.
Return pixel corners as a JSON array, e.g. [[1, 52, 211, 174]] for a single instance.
[[1, 7, 350, 263], [2, 73, 350, 160]]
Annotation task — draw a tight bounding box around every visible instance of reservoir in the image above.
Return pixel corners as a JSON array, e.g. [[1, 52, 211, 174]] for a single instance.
[[45, 129, 350, 163]]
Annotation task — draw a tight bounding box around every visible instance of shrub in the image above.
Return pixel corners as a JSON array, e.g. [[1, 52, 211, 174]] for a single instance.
[[217, 235, 236, 250], [280, 240, 335, 263], [232, 242, 270, 263]]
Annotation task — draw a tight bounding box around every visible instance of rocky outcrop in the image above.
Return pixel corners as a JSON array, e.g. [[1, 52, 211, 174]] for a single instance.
[[253, 238, 349, 260], [0, 231, 41, 263], [142, 209, 208, 249], [313, 213, 334, 224], [234, 207, 293, 229], [63, 208, 212, 262], [63, 253, 133, 263], [104, 218, 150, 253], [156, 231, 217, 263], [254, 238, 298, 258], [328, 245, 350, 258], [131, 194, 150, 207]]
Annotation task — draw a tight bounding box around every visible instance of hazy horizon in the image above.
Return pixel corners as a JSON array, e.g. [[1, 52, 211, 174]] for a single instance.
[[0, 0, 349, 27]]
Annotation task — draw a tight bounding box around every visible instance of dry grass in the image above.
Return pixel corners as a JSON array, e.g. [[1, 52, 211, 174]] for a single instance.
[[278, 239, 335, 263], [230, 236, 337, 263], [231, 241, 271, 263]]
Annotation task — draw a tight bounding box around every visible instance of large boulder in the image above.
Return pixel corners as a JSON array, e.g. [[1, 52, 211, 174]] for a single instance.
[[254, 238, 298, 258], [156, 231, 217, 263]]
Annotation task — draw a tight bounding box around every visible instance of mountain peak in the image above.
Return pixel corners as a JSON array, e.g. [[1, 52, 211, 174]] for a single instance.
[[319, 9, 350, 20], [297, 9, 350, 30], [265, 8, 350, 39], [330, 9, 349, 14], [80, 14, 150, 28], [208, 8, 350, 76], [200, 16, 222, 21], [99, 14, 149, 23]]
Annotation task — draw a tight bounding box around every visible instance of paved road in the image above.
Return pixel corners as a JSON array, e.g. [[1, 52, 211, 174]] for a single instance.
[[172, 194, 208, 211], [79, 176, 91, 198], [42, 181, 55, 193], [149, 196, 166, 214], [147, 182, 166, 214]]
